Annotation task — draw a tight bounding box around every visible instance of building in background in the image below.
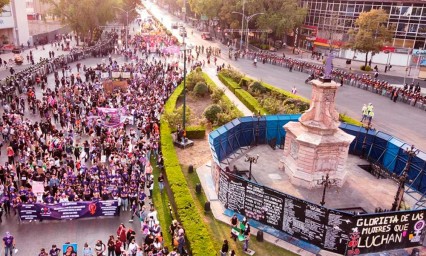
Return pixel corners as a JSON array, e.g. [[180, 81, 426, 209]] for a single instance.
[[297, 0, 426, 65], [0, 0, 30, 48], [25, 0, 55, 21]]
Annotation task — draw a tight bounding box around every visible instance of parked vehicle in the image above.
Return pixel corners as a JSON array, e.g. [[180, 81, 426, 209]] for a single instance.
[[12, 47, 22, 54]]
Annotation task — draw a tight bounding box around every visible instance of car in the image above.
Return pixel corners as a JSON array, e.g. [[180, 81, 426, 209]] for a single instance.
[[12, 47, 22, 54], [201, 32, 212, 40], [171, 23, 178, 29]]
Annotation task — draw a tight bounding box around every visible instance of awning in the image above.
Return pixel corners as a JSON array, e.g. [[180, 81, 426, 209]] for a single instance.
[[313, 42, 340, 48]]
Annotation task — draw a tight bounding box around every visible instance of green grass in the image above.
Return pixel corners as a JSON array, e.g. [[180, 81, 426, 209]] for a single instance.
[[182, 165, 298, 256], [151, 159, 173, 247]]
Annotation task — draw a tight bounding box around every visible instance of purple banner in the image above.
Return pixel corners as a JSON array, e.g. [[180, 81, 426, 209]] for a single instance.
[[18, 200, 119, 221]]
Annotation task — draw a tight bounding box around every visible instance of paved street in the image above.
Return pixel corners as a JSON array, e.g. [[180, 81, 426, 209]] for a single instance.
[[0, 23, 151, 255], [0, 2, 425, 254], [144, 1, 426, 152]]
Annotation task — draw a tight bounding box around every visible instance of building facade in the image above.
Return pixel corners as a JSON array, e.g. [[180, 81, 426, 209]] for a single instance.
[[0, 0, 30, 47], [299, 0, 426, 51]]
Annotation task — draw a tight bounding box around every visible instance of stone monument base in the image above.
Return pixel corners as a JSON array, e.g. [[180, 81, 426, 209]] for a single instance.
[[282, 121, 354, 189]]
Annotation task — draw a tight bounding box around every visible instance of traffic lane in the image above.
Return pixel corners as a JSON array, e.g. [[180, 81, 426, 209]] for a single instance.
[[225, 57, 426, 152], [147, 2, 426, 150]]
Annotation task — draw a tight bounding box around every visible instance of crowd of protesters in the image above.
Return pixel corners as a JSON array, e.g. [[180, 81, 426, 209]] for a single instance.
[[234, 50, 426, 109], [0, 14, 196, 255]]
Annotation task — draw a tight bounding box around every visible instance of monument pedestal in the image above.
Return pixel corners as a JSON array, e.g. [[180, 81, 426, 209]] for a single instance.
[[282, 78, 354, 188]]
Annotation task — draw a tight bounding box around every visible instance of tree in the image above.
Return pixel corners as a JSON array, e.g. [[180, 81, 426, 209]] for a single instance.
[[255, 0, 307, 40], [188, 0, 223, 19], [42, 0, 118, 45], [0, 0, 9, 13], [345, 9, 394, 67], [116, 0, 140, 26]]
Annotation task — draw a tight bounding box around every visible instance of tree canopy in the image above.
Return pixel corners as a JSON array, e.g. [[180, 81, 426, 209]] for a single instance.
[[186, 0, 306, 40], [0, 0, 9, 13], [256, 0, 307, 39], [42, 0, 119, 42], [345, 9, 394, 66], [116, 0, 140, 26]]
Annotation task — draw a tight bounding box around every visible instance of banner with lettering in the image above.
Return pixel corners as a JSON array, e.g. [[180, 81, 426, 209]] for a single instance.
[[18, 200, 119, 221], [218, 170, 426, 255]]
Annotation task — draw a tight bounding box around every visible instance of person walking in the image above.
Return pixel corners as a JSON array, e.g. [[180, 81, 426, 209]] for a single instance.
[[82, 242, 93, 256], [94, 240, 106, 256], [2, 232, 15, 256], [114, 237, 123, 256], [107, 235, 115, 256], [117, 224, 127, 250], [220, 239, 229, 256], [177, 233, 185, 255], [6, 146, 14, 165], [243, 231, 250, 252], [158, 173, 164, 194]]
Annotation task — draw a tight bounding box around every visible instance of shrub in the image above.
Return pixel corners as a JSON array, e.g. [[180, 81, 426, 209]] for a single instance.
[[260, 97, 282, 114], [249, 81, 267, 93], [193, 82, 209, 97], [186, 71, 205, 91], [203, 104, 222, 123], [219, 68, 243, 82], [162, 105, 191, 129], [239, 77, 253, 89], [202, 72, 243, 118], [234, 89, 268, 115], [160, 82, 216, 255], [218, 73, 241, 93], [210, 88, 224, 103], [195, 66, 202, 72], [185, 126, 206, 139], [360, 65, 372, 71]]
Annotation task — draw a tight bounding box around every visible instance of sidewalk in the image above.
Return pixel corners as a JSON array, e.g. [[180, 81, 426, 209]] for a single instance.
[[204, 66, 253, 116], [273, 47, 419, 81]]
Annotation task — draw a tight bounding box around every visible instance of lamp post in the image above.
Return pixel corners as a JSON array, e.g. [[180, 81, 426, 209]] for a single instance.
[[391, 145, 420, 211], [181, 36, 193, 135], [245, 13, 264, 51], [254, 111, 261, 146], [232, 0, 245, 50], [360, 123, 373, 159], [232, 10, 264, 51], [114, 7, 136, 50], [317, 173, 338, 206], [244, 154, 259, 181]]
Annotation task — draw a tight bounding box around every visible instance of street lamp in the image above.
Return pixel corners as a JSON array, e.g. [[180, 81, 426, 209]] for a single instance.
[[317, 172, 338, 206], [244, 154, 259, 181], [232, 10, 264, 51], [391, 145, 420, 211], [360, 123, 373, 159], [180, 36, 193, 137], [114, 7, 136, 50], [245, 13, 264, 51]]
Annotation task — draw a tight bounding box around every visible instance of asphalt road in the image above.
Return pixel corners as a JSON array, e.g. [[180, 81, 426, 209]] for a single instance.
[[0, 27, 151, 255], [144, 2, 426, 152], [0, 4, 424, 254]]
